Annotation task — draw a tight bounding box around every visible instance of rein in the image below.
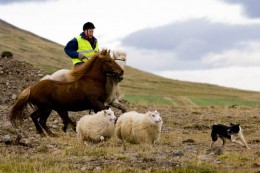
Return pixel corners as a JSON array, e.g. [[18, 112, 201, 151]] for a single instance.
[[114, 58, 126, 61]]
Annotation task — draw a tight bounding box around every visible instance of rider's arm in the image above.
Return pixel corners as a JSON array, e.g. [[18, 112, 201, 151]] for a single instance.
[[64, 38, 79, 58]]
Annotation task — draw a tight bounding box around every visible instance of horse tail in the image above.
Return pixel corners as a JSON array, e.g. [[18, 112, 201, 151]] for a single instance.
[[10, 87, 31, 127]]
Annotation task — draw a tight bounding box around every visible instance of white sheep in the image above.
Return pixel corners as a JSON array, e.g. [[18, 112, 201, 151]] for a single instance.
[[115, 110, 163, 144], [76, 108, 117, 144]]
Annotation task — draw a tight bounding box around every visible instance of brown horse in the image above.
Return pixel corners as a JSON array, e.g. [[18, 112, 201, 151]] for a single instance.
[[10, 50, 124, 137]]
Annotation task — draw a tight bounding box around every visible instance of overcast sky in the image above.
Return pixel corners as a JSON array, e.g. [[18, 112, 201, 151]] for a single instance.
[[1, 0, 260, 91]]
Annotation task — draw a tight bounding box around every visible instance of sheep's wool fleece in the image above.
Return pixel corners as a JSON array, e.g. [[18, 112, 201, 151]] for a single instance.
[[76, 111, 115, 143], [115, 111, 163, 144]]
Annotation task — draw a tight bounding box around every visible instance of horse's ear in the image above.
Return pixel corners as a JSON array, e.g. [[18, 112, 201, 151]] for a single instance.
[[100, 49, 107, 55]]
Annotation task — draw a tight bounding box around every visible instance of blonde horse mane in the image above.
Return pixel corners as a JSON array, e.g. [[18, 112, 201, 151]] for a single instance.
[[112, 50, 127, 61], [65, 50, 110, 82]]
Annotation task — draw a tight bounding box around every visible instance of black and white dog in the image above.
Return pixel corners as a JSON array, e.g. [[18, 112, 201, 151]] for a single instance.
[[210, 123, 250, 149]]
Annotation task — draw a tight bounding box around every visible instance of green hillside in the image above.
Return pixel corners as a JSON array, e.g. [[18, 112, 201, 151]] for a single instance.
[[1, 19, 260, 107]]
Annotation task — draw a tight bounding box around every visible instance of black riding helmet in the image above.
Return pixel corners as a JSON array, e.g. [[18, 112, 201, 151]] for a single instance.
[[83, 22, 95, 31]]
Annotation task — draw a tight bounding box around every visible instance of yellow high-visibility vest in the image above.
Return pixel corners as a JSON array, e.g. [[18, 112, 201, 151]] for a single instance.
[[71, 36, 99, 65]]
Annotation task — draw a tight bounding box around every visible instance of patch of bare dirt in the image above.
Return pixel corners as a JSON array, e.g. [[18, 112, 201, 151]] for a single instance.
[[0, 58, 45, 104]]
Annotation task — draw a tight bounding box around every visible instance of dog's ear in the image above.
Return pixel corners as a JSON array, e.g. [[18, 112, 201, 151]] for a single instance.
[[230, 123, 234, 126]]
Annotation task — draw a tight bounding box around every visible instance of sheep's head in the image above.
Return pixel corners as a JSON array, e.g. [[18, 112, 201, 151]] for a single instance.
[[147, 110, 162, 124], [103, 108, 117, 123]]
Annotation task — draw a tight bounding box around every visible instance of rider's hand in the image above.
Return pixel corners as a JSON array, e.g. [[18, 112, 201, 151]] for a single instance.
[[78, 53, 87, 61]]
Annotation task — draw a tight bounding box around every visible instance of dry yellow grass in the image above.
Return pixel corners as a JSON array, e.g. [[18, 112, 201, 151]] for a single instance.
[[1, 105, 259, 173]]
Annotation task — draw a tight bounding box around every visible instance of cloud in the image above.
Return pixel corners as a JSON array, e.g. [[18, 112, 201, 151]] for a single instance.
[[202, 42, 260, 67], [0, 0, 54, 5], [122, 18, 260, 70], [220, 0, 260, 18], [156, 66, 260, 91]]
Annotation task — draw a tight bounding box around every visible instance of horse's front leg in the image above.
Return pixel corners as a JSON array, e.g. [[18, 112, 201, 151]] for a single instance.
[[109, 100, 127, 113]]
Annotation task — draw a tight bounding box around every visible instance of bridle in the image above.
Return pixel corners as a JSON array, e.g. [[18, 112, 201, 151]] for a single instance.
[[114, 58, 126, 62], [104, 58, 124, 81], [106, 72, 123, 81]]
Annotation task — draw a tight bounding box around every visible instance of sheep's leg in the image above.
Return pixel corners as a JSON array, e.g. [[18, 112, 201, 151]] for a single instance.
[[123, 142, 127, 151], [97, 136, 106, 147], [100, 136, 105, 141], [83, 140, 90, 147], [77, 132, 83, 144]]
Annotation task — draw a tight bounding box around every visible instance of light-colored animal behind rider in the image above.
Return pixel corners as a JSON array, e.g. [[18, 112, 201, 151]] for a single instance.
[[105, 50, 127, 112], [40, 50, 127, 112]]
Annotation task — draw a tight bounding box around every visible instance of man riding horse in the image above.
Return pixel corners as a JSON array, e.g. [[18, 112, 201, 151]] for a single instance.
[[64, 22, 98, 67]]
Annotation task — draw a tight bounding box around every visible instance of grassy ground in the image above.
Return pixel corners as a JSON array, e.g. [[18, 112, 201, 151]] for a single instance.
[[1, 104, 259, 173], [120, 66, 260, 107]]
